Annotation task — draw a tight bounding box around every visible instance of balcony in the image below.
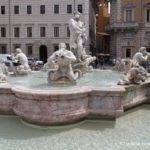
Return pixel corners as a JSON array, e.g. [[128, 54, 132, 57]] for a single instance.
[[106, 22, 139, 32]]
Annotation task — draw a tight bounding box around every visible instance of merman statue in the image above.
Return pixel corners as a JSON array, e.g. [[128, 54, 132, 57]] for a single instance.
[[48, 43, 81, 83]]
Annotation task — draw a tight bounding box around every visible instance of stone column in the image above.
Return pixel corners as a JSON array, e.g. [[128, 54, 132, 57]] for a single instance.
[[84, 0, 90, 52], [110, 0, 121, 23], [116, 0, 121, 22]]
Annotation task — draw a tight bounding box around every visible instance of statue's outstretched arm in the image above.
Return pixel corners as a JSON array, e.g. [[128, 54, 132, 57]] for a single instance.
[[47, 52, 59, 63], [65, 52, 77, 62], [12, 54, 19, 61], [69, 19, 82, 32]]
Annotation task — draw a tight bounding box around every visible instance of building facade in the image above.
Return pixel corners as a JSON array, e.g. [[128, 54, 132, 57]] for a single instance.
[[96, 0, 110, 54], [107, 0, 150, 59], [0, 0, 98, 62]]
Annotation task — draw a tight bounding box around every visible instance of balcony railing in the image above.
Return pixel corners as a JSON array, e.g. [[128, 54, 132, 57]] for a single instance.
[[106, 22, 139, 31]]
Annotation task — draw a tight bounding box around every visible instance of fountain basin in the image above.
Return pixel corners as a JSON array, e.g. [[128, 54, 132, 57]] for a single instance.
[[0, 70, 150, 125]]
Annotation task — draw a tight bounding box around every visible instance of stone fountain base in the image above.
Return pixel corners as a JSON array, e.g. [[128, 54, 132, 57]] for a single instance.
[[0, 80, 150, 126], [48, 78, 77, 84]]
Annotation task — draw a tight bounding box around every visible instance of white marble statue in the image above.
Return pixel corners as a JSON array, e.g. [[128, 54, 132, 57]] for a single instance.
[[0, 60, 8, 83], [113, 58, 125, 72], [113, 58, 133, 75], [73, 53, 96, 74], [133, 47, 150, 67], [117, 65, 148, 85], [44, 12, 95, 83], [48, 43, 81, 83], [42, 60, 58, 71], [12, 48, 31, 75], [69, 11, 87, 63], [118, 47, 150, 85]]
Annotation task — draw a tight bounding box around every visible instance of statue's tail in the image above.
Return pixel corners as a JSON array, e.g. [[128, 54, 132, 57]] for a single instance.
[[85, 56, 96, 66], [74, 69, 82, 79]]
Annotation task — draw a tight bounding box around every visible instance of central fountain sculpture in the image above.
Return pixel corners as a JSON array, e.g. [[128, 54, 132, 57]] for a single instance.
[[47, 43, 81, 83], [47, 11, 96, 83], [69, 11, 87, 63]]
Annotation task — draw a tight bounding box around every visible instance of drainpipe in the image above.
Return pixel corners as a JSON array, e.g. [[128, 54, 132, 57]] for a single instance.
[[74, 0, 76, 12], [140, 0, 142, 47], [8, 0, 11, 53]]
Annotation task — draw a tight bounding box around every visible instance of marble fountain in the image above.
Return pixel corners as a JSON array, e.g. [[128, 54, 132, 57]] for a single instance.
[[0, 13, 150, 127], [0, 47, 150, 126]]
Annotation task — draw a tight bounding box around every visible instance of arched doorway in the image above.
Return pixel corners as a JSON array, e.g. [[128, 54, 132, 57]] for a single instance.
[[39, 45, 47, 63]]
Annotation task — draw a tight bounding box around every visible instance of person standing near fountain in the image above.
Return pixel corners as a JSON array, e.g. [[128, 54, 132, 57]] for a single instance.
[[69, 11, 86, 63], [12, 48, 31, 75]]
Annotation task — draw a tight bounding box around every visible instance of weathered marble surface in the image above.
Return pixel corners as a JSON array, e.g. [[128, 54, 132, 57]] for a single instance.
[[0, 79, 149, 125]]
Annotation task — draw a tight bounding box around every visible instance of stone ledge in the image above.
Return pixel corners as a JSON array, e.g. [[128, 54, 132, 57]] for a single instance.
[[0, 81, 149, 126]]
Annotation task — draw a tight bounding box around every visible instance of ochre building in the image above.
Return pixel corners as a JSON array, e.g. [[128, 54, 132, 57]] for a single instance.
[[107, 0, 150, 59]]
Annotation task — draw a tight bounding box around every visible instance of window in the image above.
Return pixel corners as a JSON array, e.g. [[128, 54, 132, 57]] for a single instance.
[[14, 27, 20, 37], [14, 5, 19, 14], [1, 6, 5, 14], [54, 5, 59, 14], [145, 31, 150, 38], [67, 5, 72, 13], [67, 26, 70, 37], [27, 27, 32, 37], [1, 27, 6, 37], [27, 5, 32, 14], [125, 9, 133, 22], [0, 45, 7, 54], [125, 33, 133, 38], [54, 27, 59, 37], [146, 47, 150, 52], [66, 43, 70, 50], [54, 44, 59, 51], [27, 45, 33, 56], [126, 48, 131, 58], [146, 9, 150, 22], [40, 27, 46, 37], [40, 5, 45, 14], [78, 4, 83, 13]]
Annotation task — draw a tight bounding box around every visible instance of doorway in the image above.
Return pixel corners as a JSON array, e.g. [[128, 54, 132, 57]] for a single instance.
[[146, 47, 150, 52], [126, 48, 132, 58], [39, 45, 47, 63]]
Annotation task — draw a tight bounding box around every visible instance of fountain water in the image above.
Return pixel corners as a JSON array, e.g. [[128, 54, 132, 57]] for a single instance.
[[0, 105, 150, 150]]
